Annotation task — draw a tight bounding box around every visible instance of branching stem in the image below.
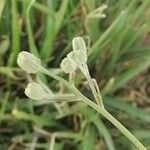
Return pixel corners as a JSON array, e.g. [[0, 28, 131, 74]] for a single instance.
[[40, 66, 146, 150]]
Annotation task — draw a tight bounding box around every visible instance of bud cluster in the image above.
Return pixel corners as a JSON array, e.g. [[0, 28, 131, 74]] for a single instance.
[[60, 36, 88, 76]]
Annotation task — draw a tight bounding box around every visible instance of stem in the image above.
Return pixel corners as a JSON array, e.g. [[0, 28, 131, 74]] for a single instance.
[[40, 67, 146, 150], [49, 133, 56, 150], [82, 100, 146, 150], [84, 64, 104, 107]]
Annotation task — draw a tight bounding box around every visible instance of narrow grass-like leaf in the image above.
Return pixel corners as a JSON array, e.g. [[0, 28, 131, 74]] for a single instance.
[[55, 0, 69, 34], [104, 97, 150, 123], [0, 92, 9, 125], [25, 0, 39, 56], [40, 0, 55, 59], [12, 109, 60, 127], [0, 36, 10, 56], [81, 126, 95, 150], [88, 11, 127, 66], [83, 107, 116, 150], [112, 58, 150, 92], [121, 24, 148, 54], [18, 0, 52, 15], [121, 48, 150, 61], [0, 0, 6, 21], [93, 118, 116, 150], [8, 0, 20, 66]]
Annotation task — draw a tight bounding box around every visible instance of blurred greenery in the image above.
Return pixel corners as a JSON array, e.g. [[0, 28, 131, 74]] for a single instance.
[[0, 0, 150, 149]]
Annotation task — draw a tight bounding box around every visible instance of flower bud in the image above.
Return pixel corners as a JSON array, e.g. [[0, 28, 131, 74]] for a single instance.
[[25, 82, 47, 100], [67, 51, 87, 76], [72, 36, 87, 62], [67, 51, 86, 67], [88, 4, 107, 19], [60, 57, 77, 74], [17, 51, 41, 73]]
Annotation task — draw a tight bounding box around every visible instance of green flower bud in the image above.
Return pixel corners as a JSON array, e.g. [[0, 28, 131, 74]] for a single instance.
[[72, 36, 87, 62], [60, 57, 77, 73], [67, 51, 82, 66], [67, 51, 87, 76], [87, 4, 107, 19], [25, 82, 47, 100], [17, 51, 41, 73]]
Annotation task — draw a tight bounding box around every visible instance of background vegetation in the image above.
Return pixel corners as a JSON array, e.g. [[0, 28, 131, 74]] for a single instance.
[[0, 0, 150, 149]]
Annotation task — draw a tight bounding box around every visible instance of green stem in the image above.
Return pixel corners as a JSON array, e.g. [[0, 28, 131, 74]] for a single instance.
[[40, 66, 146, 150], [84, 64, 104, 107]]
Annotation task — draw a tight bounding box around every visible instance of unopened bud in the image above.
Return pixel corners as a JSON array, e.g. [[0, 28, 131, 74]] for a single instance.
[[17, 51, 41, 73], [25, 82, 47, 100], [72, 36, 87, 62], [67, 51, 87, 76], [88, 4, 107, 19], [60, 57, 77, 73]]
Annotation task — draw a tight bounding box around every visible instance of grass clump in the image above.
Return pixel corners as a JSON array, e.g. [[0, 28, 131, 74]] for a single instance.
[[0, 0, 150, 149]]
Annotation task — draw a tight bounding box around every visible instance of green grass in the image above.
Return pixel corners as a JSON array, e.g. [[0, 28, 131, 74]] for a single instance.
[[0, 0, 150, 149]]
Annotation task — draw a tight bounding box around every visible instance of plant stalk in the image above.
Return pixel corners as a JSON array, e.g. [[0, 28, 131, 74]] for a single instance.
[[40, 66, 146, 150]]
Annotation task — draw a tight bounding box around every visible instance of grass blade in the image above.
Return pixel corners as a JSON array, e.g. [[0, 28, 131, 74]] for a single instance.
[[40, 0, 55, 59], [104, 97, 150, 123], [112, 59, 150, 92], [88, 11, 127, 66], [8, 0, 20, 66]]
